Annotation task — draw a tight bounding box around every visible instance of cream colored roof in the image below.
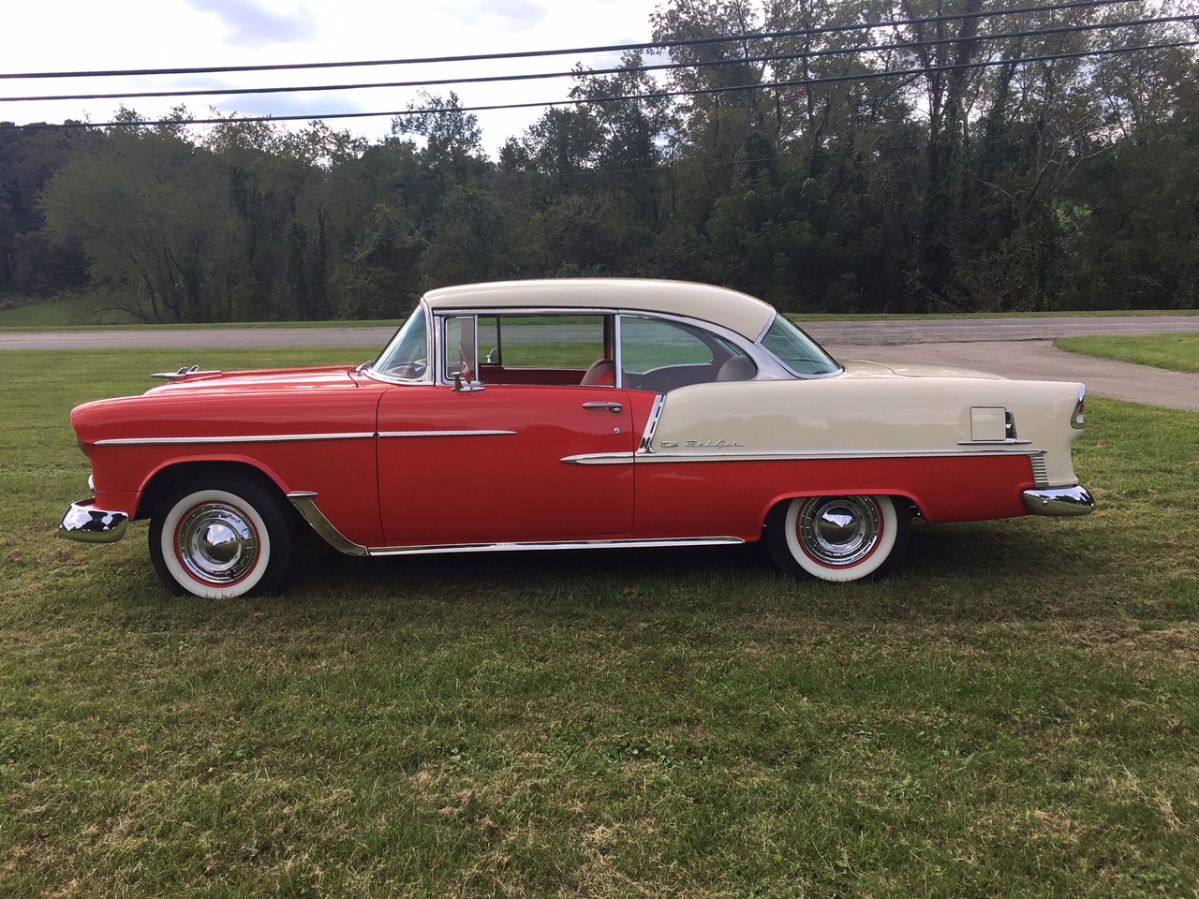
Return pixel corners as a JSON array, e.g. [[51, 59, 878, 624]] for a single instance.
[[422, 279, 777, 340]]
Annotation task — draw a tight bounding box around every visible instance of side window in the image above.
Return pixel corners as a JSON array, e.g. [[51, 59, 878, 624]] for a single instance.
[[620, 316, 756, 392], [481, 314, 613, 386]]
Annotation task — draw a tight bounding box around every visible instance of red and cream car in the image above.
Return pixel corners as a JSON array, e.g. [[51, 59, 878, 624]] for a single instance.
[[60, 279, 1094, 597]]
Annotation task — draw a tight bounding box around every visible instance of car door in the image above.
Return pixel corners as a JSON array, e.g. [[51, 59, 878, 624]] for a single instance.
[[375, 313, 634, 547]]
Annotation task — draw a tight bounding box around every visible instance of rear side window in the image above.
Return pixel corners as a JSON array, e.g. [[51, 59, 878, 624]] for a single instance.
[[620, 315, 756, 392]]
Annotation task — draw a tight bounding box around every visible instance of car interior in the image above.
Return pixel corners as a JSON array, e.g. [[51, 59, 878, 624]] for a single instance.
[[469, 312, 757, 392]]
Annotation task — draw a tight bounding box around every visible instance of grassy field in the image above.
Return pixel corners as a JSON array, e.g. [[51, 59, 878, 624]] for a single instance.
[[1059, 334, 1199, 374], [2, 349, 1198, 896]]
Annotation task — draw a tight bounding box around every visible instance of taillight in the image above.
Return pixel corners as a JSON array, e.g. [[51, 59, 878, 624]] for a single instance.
[[1072, 386, 1086, 429]]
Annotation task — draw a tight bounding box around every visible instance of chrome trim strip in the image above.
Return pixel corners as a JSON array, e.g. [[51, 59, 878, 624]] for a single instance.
[[367, 536, 745, 556], [59, 499, 129, 544], [95, 432, 374, 446], [562, 452, 636, 465], [613, 311, 624, 389], [957, 438, 1032, 446], [286, 492, 369, 557], [564, 447, 1045, 465], [377, 429, 517, 439], [639, 394, 666, 453], [1023, 485, 1095, 516]]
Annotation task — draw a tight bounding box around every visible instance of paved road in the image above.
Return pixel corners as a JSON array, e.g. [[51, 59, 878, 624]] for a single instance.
[[830, 341, 1199, 413], [2, 315, 1197, 352], [810, 315, 1199, 345]]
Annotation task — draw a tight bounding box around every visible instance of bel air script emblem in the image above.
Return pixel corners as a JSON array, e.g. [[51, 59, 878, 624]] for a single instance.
[[660, 439, 745, 448]]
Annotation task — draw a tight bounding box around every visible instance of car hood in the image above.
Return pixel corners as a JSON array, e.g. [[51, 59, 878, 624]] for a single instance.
[[143, 365, 359, 395], [839, 359, 1006, 380]]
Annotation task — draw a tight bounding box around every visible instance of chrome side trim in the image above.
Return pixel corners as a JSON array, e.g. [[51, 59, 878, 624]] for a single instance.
[[59, 499, 129, 544], [564, 447, 1045, 465], [561, 448, 1040, 467], [638, 394, 666, 453], [367, 536, 745, 557], [562, 452, 637, 465], [1023, 485, 1095, 516], [957, 438, 1032, 446], [631, 447, 1044, 464], [286, 492, 369, 557], [96, 432, 374, 446], [377, 429, 516, 439]]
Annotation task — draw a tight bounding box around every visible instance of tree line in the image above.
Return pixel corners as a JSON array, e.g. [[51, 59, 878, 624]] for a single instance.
[[1, 0, 1196, 322]]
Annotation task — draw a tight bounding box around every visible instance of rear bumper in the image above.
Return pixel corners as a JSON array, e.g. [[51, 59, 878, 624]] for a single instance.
[[59, 499, 130, 543], [1023, 485, 1095, 517]]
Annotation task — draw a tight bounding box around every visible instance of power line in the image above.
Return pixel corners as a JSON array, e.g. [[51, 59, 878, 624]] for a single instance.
[[4, 15, 1192, 104], [5, 40, 1193, 132], [0, 0, 1138, 81]]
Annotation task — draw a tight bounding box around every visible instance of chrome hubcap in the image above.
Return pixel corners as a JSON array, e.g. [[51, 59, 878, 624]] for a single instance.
[[177, 502, 258, 584], [798, 497, 880, 566]]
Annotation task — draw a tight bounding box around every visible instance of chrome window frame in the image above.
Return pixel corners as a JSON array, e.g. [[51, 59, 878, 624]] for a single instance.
[[420, 306, 815, 387], [438, 312, 482, 384]]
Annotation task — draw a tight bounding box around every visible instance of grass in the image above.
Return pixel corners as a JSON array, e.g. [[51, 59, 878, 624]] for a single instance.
[[2, 348, 1198, 896], [1058, 334, 1199, 374]]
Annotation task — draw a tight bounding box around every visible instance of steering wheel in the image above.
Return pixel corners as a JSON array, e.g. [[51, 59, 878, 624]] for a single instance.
[[387, 357, 427, 379]]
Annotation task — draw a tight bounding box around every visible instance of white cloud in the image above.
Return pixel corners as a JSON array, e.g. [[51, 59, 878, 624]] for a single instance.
[[0, 0, 658, 154], [186, 0, 317, 47]]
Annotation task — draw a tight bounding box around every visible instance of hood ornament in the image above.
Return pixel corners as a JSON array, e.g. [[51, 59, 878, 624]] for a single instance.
[[151, 364, 222, 381]]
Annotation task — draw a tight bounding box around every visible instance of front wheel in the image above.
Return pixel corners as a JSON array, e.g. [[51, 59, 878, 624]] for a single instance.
[[149, 474, 296, 598], [766, 495, 910, 583]]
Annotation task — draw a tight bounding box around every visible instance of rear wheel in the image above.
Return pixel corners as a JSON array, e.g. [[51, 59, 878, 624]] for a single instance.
[[149, 474, 295, 598], [766, 495, 910, 582]]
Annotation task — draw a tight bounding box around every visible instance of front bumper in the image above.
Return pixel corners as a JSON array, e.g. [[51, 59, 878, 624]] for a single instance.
[[59, 499, 130, 543], [1023, 485, 1095, 517]]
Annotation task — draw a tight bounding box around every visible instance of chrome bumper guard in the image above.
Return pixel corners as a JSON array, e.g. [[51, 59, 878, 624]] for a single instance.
[[59, 499, 130, 543], [1023, 485, 1095, 517]]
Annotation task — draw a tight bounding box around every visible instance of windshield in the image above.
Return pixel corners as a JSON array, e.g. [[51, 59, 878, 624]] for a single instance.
[[760, 314, 841, 376], [371, 305, 429, 381]]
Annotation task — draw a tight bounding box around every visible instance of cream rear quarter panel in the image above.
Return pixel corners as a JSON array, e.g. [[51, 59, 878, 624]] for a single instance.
[[650, 376, 1084, 487]]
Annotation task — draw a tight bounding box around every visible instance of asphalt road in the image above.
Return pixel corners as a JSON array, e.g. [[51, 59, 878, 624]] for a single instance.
[[830, 341, 1199, 413], [3, 316, 1197, 411]]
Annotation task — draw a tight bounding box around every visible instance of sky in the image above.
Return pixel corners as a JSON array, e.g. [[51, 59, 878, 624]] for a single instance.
[[1, 0, 660, 155]]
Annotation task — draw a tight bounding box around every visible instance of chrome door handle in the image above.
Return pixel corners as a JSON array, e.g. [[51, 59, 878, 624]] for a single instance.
[[582, 401, 623, 414]]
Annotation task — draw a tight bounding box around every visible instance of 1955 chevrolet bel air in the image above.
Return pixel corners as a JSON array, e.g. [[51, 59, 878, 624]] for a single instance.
[[60, 279, 1094, 597]]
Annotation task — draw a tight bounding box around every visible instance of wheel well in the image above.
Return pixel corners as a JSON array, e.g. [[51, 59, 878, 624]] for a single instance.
[[762, 492, 924, 536], [135, 461, 289, 521]]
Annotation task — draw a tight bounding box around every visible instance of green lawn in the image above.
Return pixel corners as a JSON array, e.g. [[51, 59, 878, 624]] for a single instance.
[[2, 349, 1198, 896], [1058, 334, 1199, 374]]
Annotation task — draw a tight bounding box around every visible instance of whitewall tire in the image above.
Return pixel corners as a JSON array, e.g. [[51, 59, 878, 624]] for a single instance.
[[767, 495, 910, 582], [149, 475, 295, 598]]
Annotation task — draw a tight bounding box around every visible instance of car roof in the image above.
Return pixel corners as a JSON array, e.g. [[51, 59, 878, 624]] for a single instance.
[[422, 279, 777, 341]]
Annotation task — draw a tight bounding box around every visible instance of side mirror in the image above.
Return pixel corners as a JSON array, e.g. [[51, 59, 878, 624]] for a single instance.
[[453, 373, 485, 393]]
